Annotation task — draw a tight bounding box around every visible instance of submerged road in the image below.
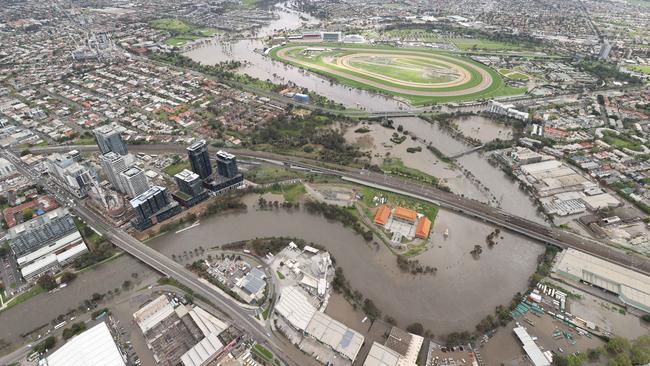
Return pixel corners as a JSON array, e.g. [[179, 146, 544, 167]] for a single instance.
[[24, 144, 650, 277]]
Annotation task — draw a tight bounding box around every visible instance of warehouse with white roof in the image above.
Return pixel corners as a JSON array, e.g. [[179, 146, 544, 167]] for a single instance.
[[553, 248, 650, 313], [275, 286, 365, 361], [42, 322, 125, 366]]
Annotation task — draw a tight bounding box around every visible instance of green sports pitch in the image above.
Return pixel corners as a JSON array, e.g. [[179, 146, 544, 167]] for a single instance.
[[270, 44, 525, 105]]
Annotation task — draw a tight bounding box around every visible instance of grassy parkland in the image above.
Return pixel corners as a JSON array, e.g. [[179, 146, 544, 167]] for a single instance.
[[149, 18, 217, 46], [270, 43, 525, 105]]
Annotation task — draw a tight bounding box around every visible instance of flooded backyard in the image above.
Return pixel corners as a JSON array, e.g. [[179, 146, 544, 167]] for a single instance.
[[148, 195, 545, 335]]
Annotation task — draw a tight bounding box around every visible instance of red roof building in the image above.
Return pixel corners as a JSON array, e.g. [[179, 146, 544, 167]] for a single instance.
[[374, 205, 390, 226], [393, 207, 417, 223], [415, 217, 432, 239]]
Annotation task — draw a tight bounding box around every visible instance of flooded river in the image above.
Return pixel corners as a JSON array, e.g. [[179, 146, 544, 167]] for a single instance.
[[346, 116, 546, 223], [0, 255, 154, 347], [148, 195, 544, 335], [183, 3, 407, 111]]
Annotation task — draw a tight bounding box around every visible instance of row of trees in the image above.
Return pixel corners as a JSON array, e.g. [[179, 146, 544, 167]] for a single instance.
[[252, 113, 367, 166], [554, 335, 650, 366]]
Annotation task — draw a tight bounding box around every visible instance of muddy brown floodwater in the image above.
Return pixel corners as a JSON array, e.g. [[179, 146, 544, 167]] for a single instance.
[[0, 255, 154, 348], [148, 195, 545, 335]]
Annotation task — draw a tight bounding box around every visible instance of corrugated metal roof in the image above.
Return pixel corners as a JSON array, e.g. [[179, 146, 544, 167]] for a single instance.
[[513, 326, 550, 366], [45, 322, 125, 366], [180, 332, 223, 366], [363, 342, 400, 366], [305, 311, 364, 361], [275, 287, 316, 331]]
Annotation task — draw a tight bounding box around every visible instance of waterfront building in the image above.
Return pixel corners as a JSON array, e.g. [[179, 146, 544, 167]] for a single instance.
[[8, 207, 88, 281], [187, 140, 212, 180], [486, 100, 529, 121], [44, 322, 125, 366], [552, 248, 650, 313], [130, 186, 181, 230], [119, 166, 149, 198], [216, 150, 238, 179], [93, 125, 128, 156], [173, 169, 208, 208]]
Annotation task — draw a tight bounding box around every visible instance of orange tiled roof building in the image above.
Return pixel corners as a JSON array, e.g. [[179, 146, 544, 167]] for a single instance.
[[374, 205, 390, 226]]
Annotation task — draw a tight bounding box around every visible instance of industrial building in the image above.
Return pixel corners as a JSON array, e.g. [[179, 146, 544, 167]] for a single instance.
[[18, 231, 88, 281], [187, 140, 212, 180], [519, 160, 590, 198], [94, 125, 128, 156], [119, 166, 149, 198], [362, 327, 424, 366], [363, 342, 401, 366], [274, 286, 364, 362], [130, 186, 181, 230], [42, 321, 125, 366], [8, 207, 88, 281], [133, 294, 234, 366], [553, 248, 650, 313], [236, 267, 267, 304], [512, 326, 551, 366]]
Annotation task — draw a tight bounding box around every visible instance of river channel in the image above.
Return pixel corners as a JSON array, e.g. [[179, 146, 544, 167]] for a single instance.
[[148, 195, 544, 335], [183, 3, 408, 111]]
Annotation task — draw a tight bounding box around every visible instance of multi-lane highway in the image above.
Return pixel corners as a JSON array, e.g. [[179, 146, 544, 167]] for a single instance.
[[23, 143, 650, 277], [0, 149, 319, 366]]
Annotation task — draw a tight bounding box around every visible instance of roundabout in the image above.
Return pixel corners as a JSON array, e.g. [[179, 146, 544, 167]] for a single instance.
[[271, 45, 521, 105]]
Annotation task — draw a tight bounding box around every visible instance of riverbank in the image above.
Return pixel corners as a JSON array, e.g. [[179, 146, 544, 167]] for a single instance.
[[147, 194, 544, 335]]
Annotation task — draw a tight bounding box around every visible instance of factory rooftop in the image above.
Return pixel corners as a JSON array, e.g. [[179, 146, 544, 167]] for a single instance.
[[363, 342, 400, 366], [43, 322, 125, 366], [553, 248, 650, 312]]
